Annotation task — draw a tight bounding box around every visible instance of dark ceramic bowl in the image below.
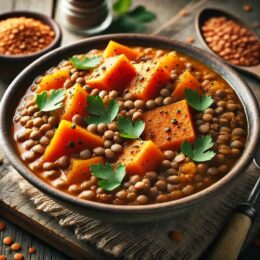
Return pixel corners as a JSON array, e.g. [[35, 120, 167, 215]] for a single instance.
[[0, 11, 62, 84], [0, 34, 259, 223]]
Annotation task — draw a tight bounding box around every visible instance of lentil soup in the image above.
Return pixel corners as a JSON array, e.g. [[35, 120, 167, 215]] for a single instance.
[[12, 41, 247, 205]]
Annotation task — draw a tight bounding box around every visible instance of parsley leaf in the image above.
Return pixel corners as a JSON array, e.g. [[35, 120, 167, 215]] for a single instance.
[[117, 117, 145, 139], [36, 89, 66, 112], [127, 6, 156, 23], [70, 56, 102, 70], [86, 96, 119, 124], [90, 163, 126, 191], [181, 135, 216, 162], [113, 0, 132, 16], [185, 88, 213, 111], [110, 1, 156, 33]]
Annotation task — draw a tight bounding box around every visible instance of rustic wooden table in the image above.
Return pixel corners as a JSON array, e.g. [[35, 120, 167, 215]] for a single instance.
[[0, 0, 260, 259]]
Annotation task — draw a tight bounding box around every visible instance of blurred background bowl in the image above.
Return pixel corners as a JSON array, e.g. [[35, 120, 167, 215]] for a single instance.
[[0, 11, 62, 84]]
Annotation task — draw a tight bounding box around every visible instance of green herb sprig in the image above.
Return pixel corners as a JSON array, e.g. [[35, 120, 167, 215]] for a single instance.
[[70, 56, 102, 70], [111, 0, 156, 33], [117, 117, 145, 139], [86, 96, 119, 124], [90, 163, 126, 191], [185, 88, 213, 112], [181, 135, 216, 162], [36, 89, 66, 112]]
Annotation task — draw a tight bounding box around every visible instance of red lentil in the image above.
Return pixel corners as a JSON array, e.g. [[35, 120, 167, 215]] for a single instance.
[[179, 10, 189, 17], [186, 36, 195, 44], [168, 230, 182, 241], [14, 253, 23, 260], [202, 16, 260, 66], [0, 17, 55, 56], [3, 236, 13, 245], [11, 242, 21, 251], [29, 246, 36, 254], [0, 222, 6, 231], [243, 5, 252, 12]]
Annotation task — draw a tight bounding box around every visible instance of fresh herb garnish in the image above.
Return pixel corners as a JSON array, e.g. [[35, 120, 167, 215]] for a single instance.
[[113, 0, 131, 15], [86, 96, 119, 124], [36, 89, 66, 112], [117, 117, 145, 139], [111, 0, 156, 33], [185, 88, 213, 111], [181, 135, 216, 162], [70, 56, 102, 70], [90, 163, 126, 191]]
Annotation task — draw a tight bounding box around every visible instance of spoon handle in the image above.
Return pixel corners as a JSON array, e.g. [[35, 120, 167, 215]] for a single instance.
[[208, 212, 252, 260]]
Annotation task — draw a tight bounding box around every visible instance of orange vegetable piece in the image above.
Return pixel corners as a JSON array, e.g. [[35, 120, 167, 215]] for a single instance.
[[172, 70, 202, 100], [103, 40, 140, 60], [158, 52, 185, 74], [62, 84, 88, 121], [128, 60, 170, 101], [44, 120, 104, 162], [117, 140, 164, 175], [37, 69, 70, 93], [142, 100, 196, 150], [86, 54, 136, 91], [179, 162, 197, 182], [66, 157, 104, 184]]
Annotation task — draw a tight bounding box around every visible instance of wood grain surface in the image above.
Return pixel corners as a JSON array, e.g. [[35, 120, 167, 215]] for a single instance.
[[0, 0, 260, 259]]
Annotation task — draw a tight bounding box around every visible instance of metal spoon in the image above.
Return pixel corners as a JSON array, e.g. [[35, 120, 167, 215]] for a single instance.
[[208, 144, 260, 260], [195, 8, 260, 80]]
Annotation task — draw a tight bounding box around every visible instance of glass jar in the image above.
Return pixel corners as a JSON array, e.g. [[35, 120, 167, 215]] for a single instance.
[[61, 0, 113, 35]]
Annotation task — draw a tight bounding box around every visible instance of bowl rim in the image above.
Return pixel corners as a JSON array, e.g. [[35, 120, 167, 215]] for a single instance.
[[0, 33, 259, 215], [0, 10, 62, 60]]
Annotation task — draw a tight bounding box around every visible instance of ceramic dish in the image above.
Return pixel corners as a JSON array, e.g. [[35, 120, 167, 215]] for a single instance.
[[0, 34, 259, 223]]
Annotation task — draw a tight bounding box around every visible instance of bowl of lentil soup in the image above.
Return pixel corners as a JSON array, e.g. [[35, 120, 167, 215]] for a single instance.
[[0, 11, 61, 83], [0, 34, 259, 223]]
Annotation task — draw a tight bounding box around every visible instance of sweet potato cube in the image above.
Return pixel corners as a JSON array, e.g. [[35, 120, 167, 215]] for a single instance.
[[66, 157, 104, 184], [103, 40, 140, 60], [44, 120, 104, 162], [143, 100, 196, 150], [37, 69, 70, 93], [117, 140, 164, 175], [62, 84, 88, 121], [86, 54, 136, 91], [158, 52, 185, 74], [172, 70, 202, 100], [128, 61, 170, 101]]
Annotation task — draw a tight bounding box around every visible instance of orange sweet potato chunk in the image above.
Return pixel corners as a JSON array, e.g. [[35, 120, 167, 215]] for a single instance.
[[37, 69, 70, 93], [103, 40, 140, 60], [66, 157, 104, 184], [158, 52, 185, 74], [128, 61, 170, 101], [143, 100, 196, 150], [62, 84, 88, 121], [172, 70, 202, 100], [44, 120, 104, 162], [86, 54, 136, 91], [117, 140, 164, 175]]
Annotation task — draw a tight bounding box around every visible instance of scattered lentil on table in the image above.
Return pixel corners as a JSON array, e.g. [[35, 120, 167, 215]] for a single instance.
[[0, 17, 55, 55], [202, 16, 260, 66]]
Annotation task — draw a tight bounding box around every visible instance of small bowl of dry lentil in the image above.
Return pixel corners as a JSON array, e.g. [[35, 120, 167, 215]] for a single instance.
[[196, 8, 260, 77], [0, 11, 62, 83]]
